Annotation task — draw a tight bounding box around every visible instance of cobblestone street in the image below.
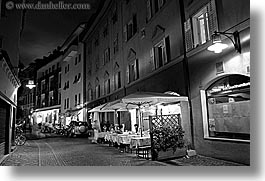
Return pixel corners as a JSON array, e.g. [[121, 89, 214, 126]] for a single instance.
[[0, 137, 245, 166], [0, 137, 167, 166]]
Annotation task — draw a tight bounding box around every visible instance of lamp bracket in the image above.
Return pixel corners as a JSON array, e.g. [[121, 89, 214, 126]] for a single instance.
[[213, 31, 241, 53]]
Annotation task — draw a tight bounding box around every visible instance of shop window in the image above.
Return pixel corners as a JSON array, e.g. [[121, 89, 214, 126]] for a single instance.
[[202, 75, 250, 141], [185, 0, 217, 50]]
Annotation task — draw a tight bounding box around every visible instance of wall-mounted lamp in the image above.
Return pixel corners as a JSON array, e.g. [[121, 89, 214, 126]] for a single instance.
[[207, 31, 241, 54], [26, 80, 36, 89]]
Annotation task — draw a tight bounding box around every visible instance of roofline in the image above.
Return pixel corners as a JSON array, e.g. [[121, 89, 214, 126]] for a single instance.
[[60, 22, 87, 52]]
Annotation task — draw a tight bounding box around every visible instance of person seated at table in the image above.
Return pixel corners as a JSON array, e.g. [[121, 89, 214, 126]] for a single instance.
[[116, 125, 123, 134], [134, 124, 139, 133]]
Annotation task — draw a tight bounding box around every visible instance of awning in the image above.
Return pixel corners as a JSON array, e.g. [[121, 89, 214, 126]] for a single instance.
[[102, 91, 188, 111], [87, 103, 112, 113]]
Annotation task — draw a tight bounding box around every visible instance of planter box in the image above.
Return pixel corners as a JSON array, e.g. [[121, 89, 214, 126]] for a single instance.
[[154, 147, 187, 161]]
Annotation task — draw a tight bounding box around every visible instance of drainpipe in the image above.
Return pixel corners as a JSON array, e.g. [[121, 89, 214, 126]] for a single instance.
[[178, 0, 195, 149]]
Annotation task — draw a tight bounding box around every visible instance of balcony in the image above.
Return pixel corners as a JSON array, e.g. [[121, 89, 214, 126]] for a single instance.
[[62, 45, 78, 62]]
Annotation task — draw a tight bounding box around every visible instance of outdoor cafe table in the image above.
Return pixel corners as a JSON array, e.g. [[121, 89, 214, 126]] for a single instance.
[[130, 136, 151, 149], [117, 134, 140, 145]]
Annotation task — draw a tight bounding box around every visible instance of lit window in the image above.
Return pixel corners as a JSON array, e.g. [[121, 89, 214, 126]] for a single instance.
[[202, 75, 250, 140], [185, 0, 218, 50]]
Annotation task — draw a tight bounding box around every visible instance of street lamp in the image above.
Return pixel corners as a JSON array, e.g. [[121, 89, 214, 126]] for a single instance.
[[25, 80, 36, 89], [207, 31, 241, 54]]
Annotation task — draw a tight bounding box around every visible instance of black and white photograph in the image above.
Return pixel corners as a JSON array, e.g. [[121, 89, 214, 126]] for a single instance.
[[0, 0, 260, 178]]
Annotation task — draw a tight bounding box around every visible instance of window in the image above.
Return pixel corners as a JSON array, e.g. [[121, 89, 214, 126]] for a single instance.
[[73, 73, 81, 84], [41, 94, 45, 107], [202, 75, 250, 141], [67, 98, 70, 108], [65, 64, 70, 73], [114, 71, 121, 90], [64, 99, 66, 109], [103, 48, 110, 65], [104, 79, 110, 95], [49, 76, 54, 91], [185, 0, 217, 50], [151, 36, 171, 69], [124, 14, 137, 41], [49, 91, 54, 106], [52, 65, 55, 72], [95, 85, 101, 98], [113, 34, 119, 55], [41, 80, 46, 93], [58, 72, 61, 88], [58, 91, 61, 104], [127, 59, 139, 83], [146, 0, 152, 22], [78, 93, 81, 105], [88, 88, 93, 101], [75, 94, 77, 106], [95, 55, 100, 71]]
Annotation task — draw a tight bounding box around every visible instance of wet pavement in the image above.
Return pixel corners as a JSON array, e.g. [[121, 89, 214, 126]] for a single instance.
[[0, 137, 246, 166]]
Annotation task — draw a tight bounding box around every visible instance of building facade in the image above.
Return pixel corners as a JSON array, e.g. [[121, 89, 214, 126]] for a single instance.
[[82, 0, 250, 164], [60, 23, 86, 125], [17, 63, 37, 126], [0, 0, 22, 160], [83, 0, 187, 128], [33, 55, 62, 126], [183, 0, 250, 164]]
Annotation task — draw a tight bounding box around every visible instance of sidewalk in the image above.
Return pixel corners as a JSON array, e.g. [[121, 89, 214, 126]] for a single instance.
[[164, 155, 246, 166]]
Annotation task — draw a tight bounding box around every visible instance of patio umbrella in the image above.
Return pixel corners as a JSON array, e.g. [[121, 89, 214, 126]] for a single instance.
[[103, 92, 188, 136]]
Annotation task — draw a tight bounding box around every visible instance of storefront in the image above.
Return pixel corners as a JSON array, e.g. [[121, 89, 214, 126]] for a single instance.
[[189, 45, 250, 165], [33, 106, 60, 126], [0, 51, 20, 161]]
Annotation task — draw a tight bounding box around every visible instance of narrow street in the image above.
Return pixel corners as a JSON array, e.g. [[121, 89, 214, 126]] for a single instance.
[[1, 137, 167, 166]]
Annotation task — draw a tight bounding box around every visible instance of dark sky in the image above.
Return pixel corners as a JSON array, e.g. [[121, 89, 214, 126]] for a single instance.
[[20, 0, 100, 66]]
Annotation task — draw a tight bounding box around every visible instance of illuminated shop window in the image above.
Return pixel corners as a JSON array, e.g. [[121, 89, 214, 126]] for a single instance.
[[205, 75, 250, 140]]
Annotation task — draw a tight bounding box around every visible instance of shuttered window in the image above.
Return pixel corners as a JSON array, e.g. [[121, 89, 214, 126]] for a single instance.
[[185, 0, 218, 51], [150, 36, 171, 70]]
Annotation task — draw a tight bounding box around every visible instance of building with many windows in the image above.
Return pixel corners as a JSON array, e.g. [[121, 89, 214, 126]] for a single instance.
[[83, 0, 188, 135], [183, 0, 250, 164], [82, 0, 250, 164], [60, 23, 87, 125], [33, 55, 62, 126]]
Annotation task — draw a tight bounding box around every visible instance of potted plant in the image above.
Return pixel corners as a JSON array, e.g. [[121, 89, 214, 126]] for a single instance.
[[150, 124, 186, 161]]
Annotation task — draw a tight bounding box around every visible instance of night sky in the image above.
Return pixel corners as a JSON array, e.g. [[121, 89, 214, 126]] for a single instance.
[[20, 0, 99, 66]]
